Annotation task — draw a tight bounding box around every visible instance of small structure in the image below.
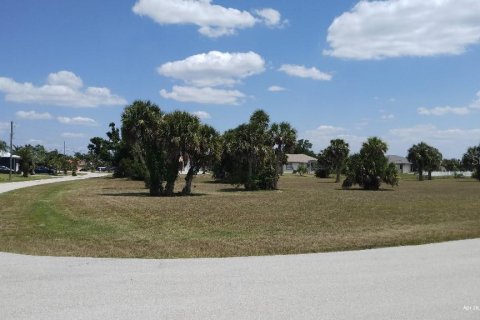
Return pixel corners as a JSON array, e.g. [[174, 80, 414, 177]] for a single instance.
[[387, 155, 412, 174], [0, 151, 21, 172], [283, 154, 317, 174]]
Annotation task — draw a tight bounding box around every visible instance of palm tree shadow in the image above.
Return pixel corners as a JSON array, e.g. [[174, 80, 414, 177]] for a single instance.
[[336, 188, 395, 192], [100, 192, 209, 197]]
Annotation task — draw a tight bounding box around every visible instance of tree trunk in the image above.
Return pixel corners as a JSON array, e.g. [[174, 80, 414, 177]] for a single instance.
[[246, 158, 253, 190], [428, 170, 432, 180], [182, 167, 196, 195], [335, 167, 341, 183], [418, 167, 424, 181]]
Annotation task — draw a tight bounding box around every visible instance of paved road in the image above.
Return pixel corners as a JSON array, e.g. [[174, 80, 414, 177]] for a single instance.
[[0, 172, 109, 194], [1, 239, 478, 320]]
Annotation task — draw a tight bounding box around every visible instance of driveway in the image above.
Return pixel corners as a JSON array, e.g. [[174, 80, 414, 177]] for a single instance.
[[0, 172, 109, 194], [1, 239, 479, 320]]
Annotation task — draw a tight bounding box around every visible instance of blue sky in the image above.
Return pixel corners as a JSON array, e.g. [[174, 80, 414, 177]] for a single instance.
[[1, 0, 479, 158]]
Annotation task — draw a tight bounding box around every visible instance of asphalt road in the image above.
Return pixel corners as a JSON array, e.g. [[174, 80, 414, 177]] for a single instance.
[[1, 239, 479, 320], [0, 172, 109, 194]]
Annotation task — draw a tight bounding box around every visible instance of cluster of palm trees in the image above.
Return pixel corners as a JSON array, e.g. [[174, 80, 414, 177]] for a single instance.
[[120, 100, 220, 196], [214, 110, 297, 190], [407, 142, 442, 181], [118, 103, 298, 195]]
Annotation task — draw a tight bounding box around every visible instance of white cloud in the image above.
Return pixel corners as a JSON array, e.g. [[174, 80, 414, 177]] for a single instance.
[[279, 64, 332, 81], [469, 90, 480, 109], [158, 51, 265, 87], [255, 8, 283, 27], [160, 86, 245, 105], [381, 114, 395, 120], [191, 111, 211, 119], [303, 125, 366, 153], [388, 124, 480, 157], [268, 85, 286, 92], [418, 106, 470, 116], [57, 116, 98, 126], [61, 132, 86, 138], [324, 0, 480, 59], [16, 110, 53, 120], [133, 0, 282, 37], [0, 71, 127, 107], [418, 89, 480, 115]]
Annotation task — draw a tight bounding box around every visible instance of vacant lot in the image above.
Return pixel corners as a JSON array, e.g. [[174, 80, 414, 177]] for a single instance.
[[0, 175, 479, 258]]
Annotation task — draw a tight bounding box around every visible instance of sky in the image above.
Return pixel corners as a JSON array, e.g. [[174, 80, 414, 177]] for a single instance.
[[1, 0, 480, 158]]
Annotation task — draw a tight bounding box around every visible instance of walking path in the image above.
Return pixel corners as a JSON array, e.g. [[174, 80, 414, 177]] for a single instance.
[[1, 239, 479, 320], [0, 172, 109, 194]]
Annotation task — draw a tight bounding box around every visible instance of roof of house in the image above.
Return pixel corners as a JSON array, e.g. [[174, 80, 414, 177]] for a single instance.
[[0, 151, 20, 159], [387, 155, 411, 164], [286, 153, 317, 163]]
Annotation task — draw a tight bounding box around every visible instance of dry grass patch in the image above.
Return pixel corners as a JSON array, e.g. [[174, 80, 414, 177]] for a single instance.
[[0, 175, 479, 258]]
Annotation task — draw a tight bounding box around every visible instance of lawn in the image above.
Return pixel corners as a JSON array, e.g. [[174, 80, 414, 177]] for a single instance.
[[0, 173, 55, 183], [0, 174, 479, 258]]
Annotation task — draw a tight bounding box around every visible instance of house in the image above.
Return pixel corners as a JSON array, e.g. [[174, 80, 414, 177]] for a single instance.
[[387, 155, 412, 174], [0, 151, 21, 172], [283, 154, 317, 174]]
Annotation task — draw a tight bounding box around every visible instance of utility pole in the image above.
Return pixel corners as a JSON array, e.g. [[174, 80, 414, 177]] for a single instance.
[[64, 141, 66, 156], [9, 121, 13, 181]]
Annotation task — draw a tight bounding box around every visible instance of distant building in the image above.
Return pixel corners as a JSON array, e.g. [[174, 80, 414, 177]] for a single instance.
[[387, 155, 412, 173], [283, 154, 317, 174], [0, 151, 21, 172]]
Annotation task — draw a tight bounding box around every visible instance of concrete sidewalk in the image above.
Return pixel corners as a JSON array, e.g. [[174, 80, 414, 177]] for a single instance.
[[1, 239, 479, 320], [0, 172, 109, 194]]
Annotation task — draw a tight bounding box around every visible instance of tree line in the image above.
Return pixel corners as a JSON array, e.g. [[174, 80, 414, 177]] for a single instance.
[[3, 101, 479, 191]]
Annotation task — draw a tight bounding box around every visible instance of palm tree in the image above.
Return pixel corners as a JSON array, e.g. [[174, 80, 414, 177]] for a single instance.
[[0, 140, 7, 153], [182, 124, 220, 195], [163, 111, 201, 195], [324, 139, 349, 183], [424, 146, 442, 180], [121, 100, 164, 196], [407, 142, 441, 181], [270, 122, 297, 188], [15, 145, 34, 177], [462, 144, 480, 180], [343, 137, 398, 190]]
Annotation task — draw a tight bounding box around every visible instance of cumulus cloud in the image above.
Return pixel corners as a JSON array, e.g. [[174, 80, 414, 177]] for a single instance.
[[61, 132, 86, 138], [133, 0, 283, 37], [418, 89, 480, 115], [279, 64, 332, 81], [16, 110, 53, 120], [418, 106, 470, 116], [191, 111, 211, 119], [158, 51, 265, 87], [57, 116, 98, 126], [388, 124, 480, 157], [160, 86, 245, 105], [302, 125, 366, 153], [324, 0, 480, 59], [389, 124, 480, 141], [0, 71, 127, 107], [255, 8, 284, 27], [268, 85, 286, 92]]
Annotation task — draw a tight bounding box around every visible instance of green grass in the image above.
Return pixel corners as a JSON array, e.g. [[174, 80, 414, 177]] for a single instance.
[[0, 173, 55, 183], [0, 174, 479, 258]]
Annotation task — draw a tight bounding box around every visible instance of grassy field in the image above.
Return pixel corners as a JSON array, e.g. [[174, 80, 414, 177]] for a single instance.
[[0, 174, 479, 258], [0, 173, 54, 183]]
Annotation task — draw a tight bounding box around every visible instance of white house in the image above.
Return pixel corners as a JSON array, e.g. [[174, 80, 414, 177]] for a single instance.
[[387, 155, 412, 174], [283, 154, 317, 174], [0, 151, 21, 172]]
